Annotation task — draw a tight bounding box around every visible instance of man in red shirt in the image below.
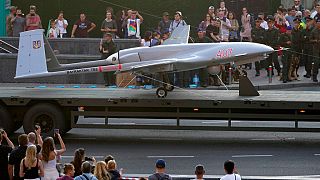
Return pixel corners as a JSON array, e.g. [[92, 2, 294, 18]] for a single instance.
[[25, 5, 42, 31]]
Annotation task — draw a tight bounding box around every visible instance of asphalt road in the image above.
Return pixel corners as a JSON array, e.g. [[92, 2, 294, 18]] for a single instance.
[[18, 117, 320, 178]]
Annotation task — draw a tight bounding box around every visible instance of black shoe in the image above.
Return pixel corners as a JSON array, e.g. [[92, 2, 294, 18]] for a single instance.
[[304, 74, 311, 78], [283, 80, 287, 83], [313, 79, 318, 82]]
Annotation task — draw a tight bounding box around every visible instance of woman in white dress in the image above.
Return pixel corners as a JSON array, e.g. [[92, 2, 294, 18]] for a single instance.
[[41, 133, 66, 180]]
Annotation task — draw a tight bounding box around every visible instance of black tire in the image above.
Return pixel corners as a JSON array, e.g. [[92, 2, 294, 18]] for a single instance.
[[0, 104, 14, 134], [23, 103, 67, 137], [156, 87, 167, 98]]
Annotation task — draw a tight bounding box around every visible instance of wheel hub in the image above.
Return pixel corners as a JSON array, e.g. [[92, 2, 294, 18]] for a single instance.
[[34, 114, 53, 133]]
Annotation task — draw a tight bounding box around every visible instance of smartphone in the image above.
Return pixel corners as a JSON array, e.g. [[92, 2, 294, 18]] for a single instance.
[[35, 124, 40, 130]]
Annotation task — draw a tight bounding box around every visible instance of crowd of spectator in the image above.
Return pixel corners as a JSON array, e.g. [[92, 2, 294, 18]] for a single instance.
[[0, 127, 241, 180], [5, 0, 320, 85]]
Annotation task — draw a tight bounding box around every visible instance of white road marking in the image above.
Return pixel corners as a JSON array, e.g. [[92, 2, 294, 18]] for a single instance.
[[123, 174, 320, 180], [64, 137, 97, 140], [232, 155, 273, 158], [251, 137, 296, 141], [109, 123, 136, 125], [201, 120, 241, 124], [61, 155, 105, 159], [314, 154, 320, 156], [147, 155, 195, 158], [140, 138, 182, 141]]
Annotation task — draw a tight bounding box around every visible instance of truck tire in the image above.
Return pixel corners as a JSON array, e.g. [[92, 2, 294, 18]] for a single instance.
[[23, 103, 67, 136], [0, 104, 14, 134]]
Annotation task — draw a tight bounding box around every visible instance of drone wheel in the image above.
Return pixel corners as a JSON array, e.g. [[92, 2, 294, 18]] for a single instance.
[[156, 87, 168, 98]]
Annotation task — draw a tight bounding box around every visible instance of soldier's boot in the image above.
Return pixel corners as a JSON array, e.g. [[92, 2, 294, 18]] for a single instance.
[[313, 75, 319, 83]]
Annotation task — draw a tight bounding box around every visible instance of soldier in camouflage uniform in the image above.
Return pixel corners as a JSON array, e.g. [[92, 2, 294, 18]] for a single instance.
[[289, 18, 304, 80], [265, 16, 281, 76], [278, 26, 292, 83], [302, 17, 315, 78], [251, 17, 266, 76], [310, 16, 320, 82]]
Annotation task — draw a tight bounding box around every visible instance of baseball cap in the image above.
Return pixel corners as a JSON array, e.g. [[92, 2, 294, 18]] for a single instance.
[[155, 159, 166, 168], [163, 12, 169, 16], [295, 11, 302, 17], [208, 6, 214, 10], [266, 15, 275, 22], [175, 11, 182, 16]]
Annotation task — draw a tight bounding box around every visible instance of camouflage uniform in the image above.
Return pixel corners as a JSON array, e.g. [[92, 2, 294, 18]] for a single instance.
[[265, 26, 281, 75], [279, 32, 292, 82], [310, 27, 320, 82], [303, 25, 314, 77], [290, 24, 304, 80], [251, 26, 266, 76]]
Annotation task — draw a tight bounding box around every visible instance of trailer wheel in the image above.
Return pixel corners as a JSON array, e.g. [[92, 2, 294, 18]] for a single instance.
[[0, 104, 14, 134], [23, 103, 66, 136]]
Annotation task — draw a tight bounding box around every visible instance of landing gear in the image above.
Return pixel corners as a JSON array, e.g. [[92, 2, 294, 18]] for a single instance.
[[164, 84, 174, 91], [156, 87, 167, 98]]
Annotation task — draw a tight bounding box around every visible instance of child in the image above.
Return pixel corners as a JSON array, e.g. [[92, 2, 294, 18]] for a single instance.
[[220, 160, 241, 180], [49, 20, 59, 38]]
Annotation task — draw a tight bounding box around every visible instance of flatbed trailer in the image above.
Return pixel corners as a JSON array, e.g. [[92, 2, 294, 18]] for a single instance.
[[0, 87, 320, 136]]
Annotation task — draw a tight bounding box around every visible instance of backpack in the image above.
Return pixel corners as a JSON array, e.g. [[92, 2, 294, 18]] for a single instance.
[[155, 173, 171, 180]]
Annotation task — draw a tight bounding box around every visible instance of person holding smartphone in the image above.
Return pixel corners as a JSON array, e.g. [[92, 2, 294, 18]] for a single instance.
[[0, 129, 14, 180], [41, 130, 66, 180]]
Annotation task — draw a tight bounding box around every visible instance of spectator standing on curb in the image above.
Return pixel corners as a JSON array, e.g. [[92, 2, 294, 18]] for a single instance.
[[6, 6, 17, 36], [228, 11, 239, 42], [25, 5, 42, 31], [218, 10, 231, 42], [107, 160, 122, 180], [41, 133, 66, 180], [220, 160, 241, 180], [208, 6, 215, 19], [55, 11, 68, 38], [19, 145, 44, 179], [292, 0, 305, 13], [57, 163, 75, 180], [49, 20, 59, 38], [0, 129, 14, 180], [158, 12, 172, 35], [169, 11, 187, 33], [148, 159, 172, 180], [198, 14, 213, 32], [240, 7, 252, 42], [258, 13, 268, 30], [126, 10, 144, 39], [217, 1, 228, 17], [71, 13, 96, 38], [8, 134, 28, 180], [11, 9, 26, 37], [74, 161, 98, 180], [94, 161, 111, 180], [191, 164, 205, 180], [101, 11, 117, 38]]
